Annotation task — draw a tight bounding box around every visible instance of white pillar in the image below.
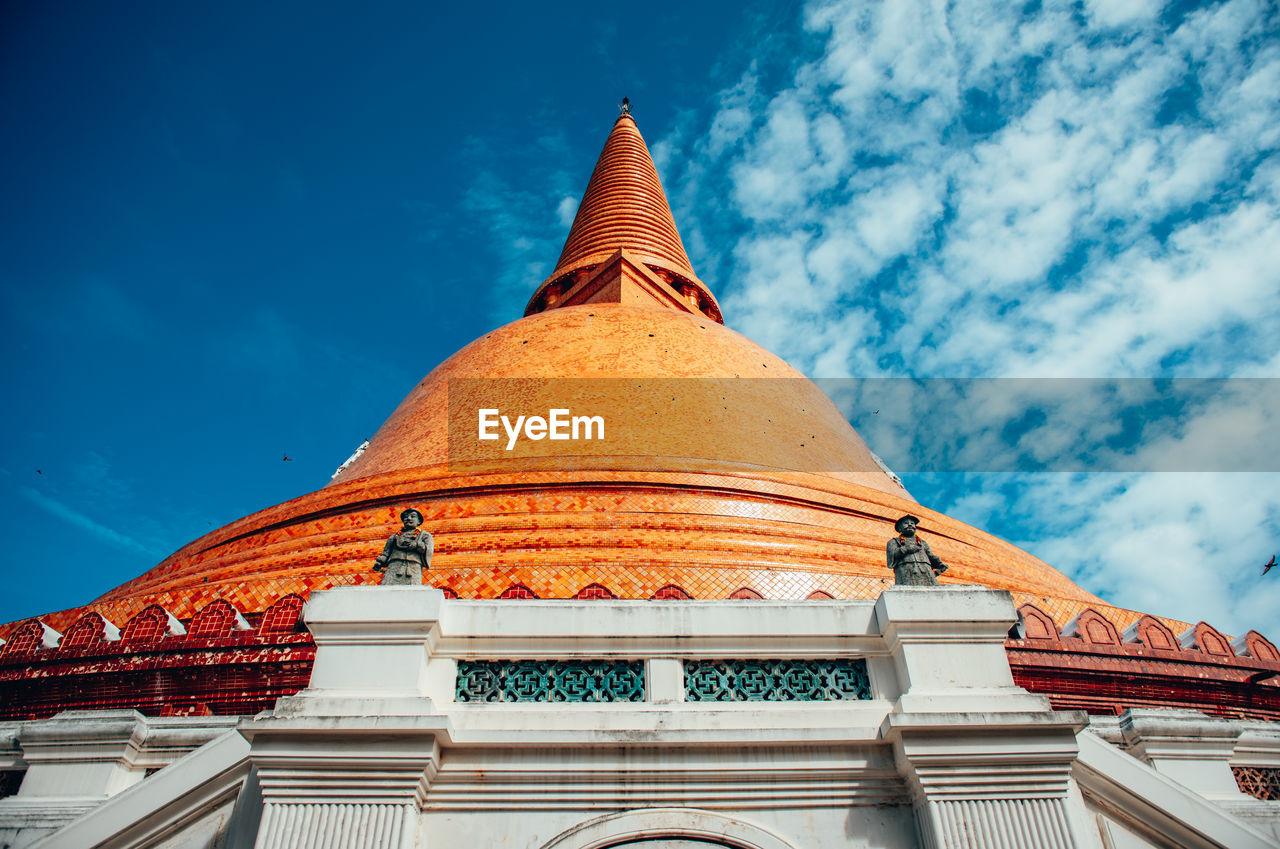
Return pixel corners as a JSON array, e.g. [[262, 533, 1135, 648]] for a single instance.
[[242, 587, 453, 849], [877, 587, 1090, 849], [10, 710, 149, 800], [1119, 709, 1252, 802]]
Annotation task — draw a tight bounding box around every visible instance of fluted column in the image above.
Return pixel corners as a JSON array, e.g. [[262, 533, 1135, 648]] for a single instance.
[[886, 713, 1085, 849], [249, 731, 438, 849]]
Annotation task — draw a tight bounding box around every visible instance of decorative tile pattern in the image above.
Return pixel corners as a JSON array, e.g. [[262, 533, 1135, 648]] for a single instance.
[[455, 660, 645, 703], [0, 634, 315, 721], [187, 600, 238, 639], [1241, 630, 1280, 662], [259, 595, 304, 634], [121, 606, 169, 644], [573, 583, 616, 599], [0, 621, 43, 657], [1233, 766, 1280, 800], [15, 454, 1172, 643], [684, 659, 871, 702], [62, 613, 111, 650]]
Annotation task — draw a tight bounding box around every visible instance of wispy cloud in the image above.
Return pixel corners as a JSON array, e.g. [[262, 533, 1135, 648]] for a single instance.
[[460, 129, 579, 325], [19, 485, 162, 557], [659, 0, 1280, 383]]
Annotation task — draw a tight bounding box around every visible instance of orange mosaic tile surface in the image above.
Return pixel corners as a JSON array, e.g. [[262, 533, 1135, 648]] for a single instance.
[[329, 306, 903, 495], [1, 457, 1192, 641]]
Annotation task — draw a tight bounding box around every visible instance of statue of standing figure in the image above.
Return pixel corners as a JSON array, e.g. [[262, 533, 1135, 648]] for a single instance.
[[886, 514, 948, 587], [373, 508, 433, 585]]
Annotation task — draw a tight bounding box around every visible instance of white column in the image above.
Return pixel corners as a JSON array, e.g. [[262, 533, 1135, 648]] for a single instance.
[[242, 587, 453, 849], [877, 587, 1090, 849], [647, 658, 684, 703], [874, 587, 1047, 714], [247, 729, 439, 849]]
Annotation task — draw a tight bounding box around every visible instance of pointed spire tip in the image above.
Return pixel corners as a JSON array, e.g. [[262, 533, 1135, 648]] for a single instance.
[[523, 102, 723, 323]]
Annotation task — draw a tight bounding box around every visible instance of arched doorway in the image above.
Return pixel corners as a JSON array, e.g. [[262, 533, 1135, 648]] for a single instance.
[[607, 842, 741, 847], [605, 841, 741, 847], [539, 808, 798, 849]]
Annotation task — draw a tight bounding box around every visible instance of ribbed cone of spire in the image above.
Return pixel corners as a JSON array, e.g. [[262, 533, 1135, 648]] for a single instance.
[[526, 112, 720, 321]]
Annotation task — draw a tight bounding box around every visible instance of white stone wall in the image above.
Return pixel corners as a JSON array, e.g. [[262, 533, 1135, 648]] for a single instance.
[[2, 588, 1277, 849]]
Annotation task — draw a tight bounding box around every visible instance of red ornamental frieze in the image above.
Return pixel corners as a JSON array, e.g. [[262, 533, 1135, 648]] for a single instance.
[[1122, 615, 1179, 652], [1018, 604, 1061, 641], [120, 605, 179, 644], [186, 600, 242, 640], [0, 620, 53, 658], [1235, 630, 1280, 662], [1062, 609, 1122, 645], [60, 612, 116, 650], [1182, 621, 1234, 656], [1012, 604, 1280, 667]]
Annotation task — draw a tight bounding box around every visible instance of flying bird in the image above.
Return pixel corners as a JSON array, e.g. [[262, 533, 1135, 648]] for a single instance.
[[1264, 555, 1276, 576], [36, 469, 42, 475], [283, 453, 293, 462]]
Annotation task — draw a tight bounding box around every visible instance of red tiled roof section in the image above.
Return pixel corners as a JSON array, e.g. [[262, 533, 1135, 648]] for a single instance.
[[528, 114, 717, 319]]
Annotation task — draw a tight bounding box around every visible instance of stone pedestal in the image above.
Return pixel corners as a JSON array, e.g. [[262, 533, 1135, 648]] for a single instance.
[[1119, 709, 1253, 802], [9, 710, 150, 801]]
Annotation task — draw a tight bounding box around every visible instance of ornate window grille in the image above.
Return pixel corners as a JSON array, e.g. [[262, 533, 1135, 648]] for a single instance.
[[1232, 766, 1280, 801], [455, 660, 644, 703], [684, 659, 871, 702]]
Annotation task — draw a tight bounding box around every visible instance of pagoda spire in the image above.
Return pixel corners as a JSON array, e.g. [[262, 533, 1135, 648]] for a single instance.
[[525, 109, 723, 323]]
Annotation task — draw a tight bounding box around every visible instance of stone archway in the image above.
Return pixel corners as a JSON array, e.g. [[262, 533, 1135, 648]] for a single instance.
[[609, 842, 741, 847], [539, 808, 798, 849]]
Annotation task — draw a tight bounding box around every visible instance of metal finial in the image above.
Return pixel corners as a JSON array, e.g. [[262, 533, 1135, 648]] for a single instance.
[[619, 96, 631, 116]]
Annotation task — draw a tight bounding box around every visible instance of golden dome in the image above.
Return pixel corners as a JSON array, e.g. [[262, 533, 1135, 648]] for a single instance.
[[330, 304, 903, 493]]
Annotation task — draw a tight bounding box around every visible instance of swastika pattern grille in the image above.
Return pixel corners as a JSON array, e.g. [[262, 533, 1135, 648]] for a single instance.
[[684, 659, 871, 701], [455, 660, 645, 702]]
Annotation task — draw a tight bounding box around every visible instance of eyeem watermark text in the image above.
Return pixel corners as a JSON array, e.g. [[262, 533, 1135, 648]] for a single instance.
[[478, 409, 605, 450]]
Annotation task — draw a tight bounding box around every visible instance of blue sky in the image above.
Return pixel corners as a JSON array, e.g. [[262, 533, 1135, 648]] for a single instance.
[[2, 0, 1278, 635]]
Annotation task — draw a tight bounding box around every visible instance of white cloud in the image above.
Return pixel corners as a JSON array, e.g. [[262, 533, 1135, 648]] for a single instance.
[[556, 196, 578, 228], [1084, 0, 1165, 29], [462, 167, 567, 323]]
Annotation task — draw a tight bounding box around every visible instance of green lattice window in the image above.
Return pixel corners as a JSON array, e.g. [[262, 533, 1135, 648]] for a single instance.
[[455, 660, 645, 703], [684, 659, 871, 701]]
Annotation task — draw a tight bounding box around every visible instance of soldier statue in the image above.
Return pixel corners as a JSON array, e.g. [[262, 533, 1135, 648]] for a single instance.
[[373, 508, 433, 585], [886, 514, 948, 587]]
